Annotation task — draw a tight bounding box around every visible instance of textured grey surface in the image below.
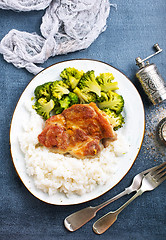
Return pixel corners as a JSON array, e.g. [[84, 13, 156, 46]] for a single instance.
[[0, 1, 166, 239]]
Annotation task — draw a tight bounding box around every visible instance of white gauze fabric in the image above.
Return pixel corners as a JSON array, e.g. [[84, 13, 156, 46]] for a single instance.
[[0, 0, 52, 11], [0, 0, 111, 74]]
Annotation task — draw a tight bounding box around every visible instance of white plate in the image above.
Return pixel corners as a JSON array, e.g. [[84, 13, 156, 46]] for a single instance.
[[10, 59, 145, 205]]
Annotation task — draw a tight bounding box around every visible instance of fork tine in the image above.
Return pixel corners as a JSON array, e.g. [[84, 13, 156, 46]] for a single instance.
[[141, 163, 165, 175], [154, 163, 166, 173], [157, 175, 166, 184], [153, 167, 166, 183], [147, 162, 166, 185], [150, 162, 166, 175], [155, 161, 166, 169], [158, 165, 166, 174], [156, 171, 166, 181], [153, 165, 166, 177]]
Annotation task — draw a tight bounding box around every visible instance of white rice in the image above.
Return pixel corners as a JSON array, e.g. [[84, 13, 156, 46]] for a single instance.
[[19, 104, 129, 197]]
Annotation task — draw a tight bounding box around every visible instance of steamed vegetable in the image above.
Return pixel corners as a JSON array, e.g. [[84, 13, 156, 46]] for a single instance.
[[103, 108, 124, 130], [50, 80, 69, 100], [96, 91, 109, 103], [33, 98, 55, 120], [78, 70, 101, 97], [34, 82, 52, 101], [60, 67, 84, 89], [32, 67, 125, 130], [98, 91, 124, 114], [73, 87, 96, 104], [96, 73, 119, 92], [52, 92, 80, 114], [68, 92, 79, 105]]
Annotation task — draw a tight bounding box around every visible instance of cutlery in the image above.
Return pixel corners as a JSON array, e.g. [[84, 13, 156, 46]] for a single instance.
[[64, 164, 160, 232], [93, 161, 166, 234]]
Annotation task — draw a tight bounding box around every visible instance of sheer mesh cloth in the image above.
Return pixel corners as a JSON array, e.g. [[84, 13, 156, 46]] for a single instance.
[[0, 0, 110, 74]]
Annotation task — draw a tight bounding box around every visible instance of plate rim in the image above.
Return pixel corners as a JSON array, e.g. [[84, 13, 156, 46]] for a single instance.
[[10, 58, 145, 205]]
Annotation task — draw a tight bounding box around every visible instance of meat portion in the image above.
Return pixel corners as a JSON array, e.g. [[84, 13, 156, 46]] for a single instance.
[[38, 102, 117, 158]]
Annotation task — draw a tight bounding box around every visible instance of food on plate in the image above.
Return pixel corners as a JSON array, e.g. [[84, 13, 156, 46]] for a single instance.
[[38, 102, 117, 158], [50, 80, 70, 100], [34, 81, 52, 101], [60, 67, 84, 89], [98, 91, 124, 114], [33, 68, 125, 158], [73, 87, 96, 104], [19, 102, 129, 196], [32, 67, 125, 130], [77, 70, 101, 97], [33, 98, 55, 120], [55, 92, 79, 114], [18, 67, 128, 197], [102, 108, 124, 131], [96, 72, 119, 92]]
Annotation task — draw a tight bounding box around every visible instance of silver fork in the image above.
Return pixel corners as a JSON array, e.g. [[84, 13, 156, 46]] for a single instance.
[[93, 161, 166, 234], [64, 164, 161, 232]]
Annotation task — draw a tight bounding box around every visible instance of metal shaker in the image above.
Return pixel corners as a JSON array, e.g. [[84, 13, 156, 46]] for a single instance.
[[135, 43, 166, 105], [156, 117, 166, 146]]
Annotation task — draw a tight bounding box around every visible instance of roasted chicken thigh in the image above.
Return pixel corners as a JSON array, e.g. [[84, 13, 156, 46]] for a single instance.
[[38, 103, 117, 158]]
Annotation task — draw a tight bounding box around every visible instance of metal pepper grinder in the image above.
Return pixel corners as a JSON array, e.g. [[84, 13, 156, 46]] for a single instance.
[[135, 43, 166, 105]]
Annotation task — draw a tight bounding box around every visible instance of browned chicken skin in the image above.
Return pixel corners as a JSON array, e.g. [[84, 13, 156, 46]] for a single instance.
[[38, 102, 117, 158]]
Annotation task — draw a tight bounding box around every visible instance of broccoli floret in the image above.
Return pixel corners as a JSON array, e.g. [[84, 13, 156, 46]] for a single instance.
[[96, 92, 109, 103], [54, 105, 64, 114], [59, 96, 71, 109], [60, 67, 84, 89], [78, 70, 101, 97], [98, 91, 124, 114], [58, 93, 80, 112], [50, 80, 70, 100], [50, 97, 63, 114], [33, 98, 55, 120], [49, 92, 79, 115], [96, 73, 118, 92], [34, 82, 52, 101], [59, 93, 80, 110], [68, 92, 79, 105], [73, 87, 96, 104], [103, 108, 125, 130], [52, 93, 79, 114], [54, 106, 64, 114]]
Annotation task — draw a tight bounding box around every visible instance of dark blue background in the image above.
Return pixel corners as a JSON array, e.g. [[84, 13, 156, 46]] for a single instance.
[[0, 1, 166, 239]]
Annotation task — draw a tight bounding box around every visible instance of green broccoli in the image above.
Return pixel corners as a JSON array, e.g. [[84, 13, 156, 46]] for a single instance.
[[54, 106, 64, 115], [49, 97, 63, 114], [54, 105, 64, 115], [103, 108, 124, 130], [34, 82, 52, 101], [52, 93, 79, 114], [60, 67, 84, 89], [58, 92, 80, 110], [96, 73, 118, 92], [96, 92, 109, 103], [50, 80, 70, 100], [33, 98, 55, 120], [78, 70, 101, 97], [59, 96, 71, 109], [73, 87, 96, 104], [98, 90, 124, 114], [68, 92, 79, 105], [59, 93, 80, 110]]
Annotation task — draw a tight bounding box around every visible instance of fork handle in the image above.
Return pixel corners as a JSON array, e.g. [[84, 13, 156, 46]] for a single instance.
[[115, 189, 143, 215], [94, 187, 131, 212], [64, 187, 131, 232], [93, 189, 143, 234]]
